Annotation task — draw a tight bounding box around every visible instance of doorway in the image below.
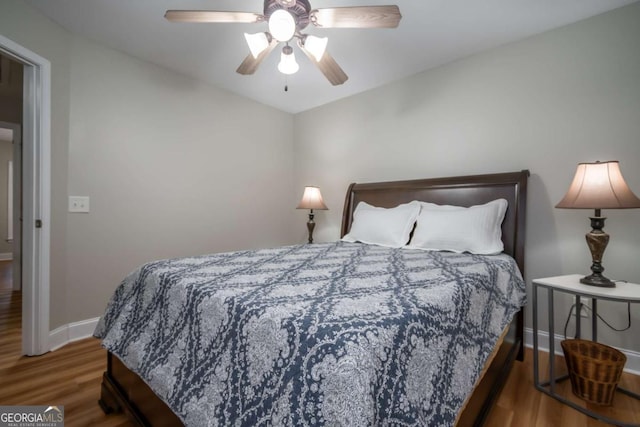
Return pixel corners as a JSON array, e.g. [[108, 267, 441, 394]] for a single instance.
[[0, 124, 21, 286], [0, 34, 51, 356], [0, 49, 24, 354]]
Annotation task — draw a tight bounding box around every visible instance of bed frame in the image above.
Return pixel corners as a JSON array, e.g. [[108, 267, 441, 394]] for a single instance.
[[99, 170, 529, 426], [342, 170, 529, 425]]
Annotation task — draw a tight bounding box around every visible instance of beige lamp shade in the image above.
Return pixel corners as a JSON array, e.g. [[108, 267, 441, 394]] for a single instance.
[[556, 161, 640, 209], [297, 186, 328, 210]]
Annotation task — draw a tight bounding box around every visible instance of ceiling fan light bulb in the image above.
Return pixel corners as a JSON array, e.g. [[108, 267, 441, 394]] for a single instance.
[[244, 32, 270, 58], [269, 9, 296, 42], [278, 46, 299, 75], [304, 35, 328, 62]]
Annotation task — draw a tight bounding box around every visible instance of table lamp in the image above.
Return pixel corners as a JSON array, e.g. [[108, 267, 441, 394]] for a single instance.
[[556, 160, 640, 287], [296, 186, 328, 244]]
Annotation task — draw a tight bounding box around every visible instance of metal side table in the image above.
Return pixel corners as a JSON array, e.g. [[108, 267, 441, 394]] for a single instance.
[[532, 274, 640, 427]]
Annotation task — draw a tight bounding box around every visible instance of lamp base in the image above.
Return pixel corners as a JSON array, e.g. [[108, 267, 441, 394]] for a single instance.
[[580, 274, 615, 288], [580, 214, 616, 288], [306, 210, 315, 244]]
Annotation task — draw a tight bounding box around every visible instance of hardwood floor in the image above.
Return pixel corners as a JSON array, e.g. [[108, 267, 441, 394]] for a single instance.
[[0, 269, 128, 427], [0, 260, 12, 291], [1, 267, 639, 425], [486, 349, 640, 426]]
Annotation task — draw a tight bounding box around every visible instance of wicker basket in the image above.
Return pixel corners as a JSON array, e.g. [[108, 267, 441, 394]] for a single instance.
[[561, 339, 626, 406]]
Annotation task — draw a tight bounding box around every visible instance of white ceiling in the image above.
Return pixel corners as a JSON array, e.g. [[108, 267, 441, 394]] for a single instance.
[[26, 0, 637, 113]]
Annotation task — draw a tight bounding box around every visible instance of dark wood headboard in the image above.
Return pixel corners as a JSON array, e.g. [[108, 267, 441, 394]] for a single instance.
[[341, 170, 530, 274]]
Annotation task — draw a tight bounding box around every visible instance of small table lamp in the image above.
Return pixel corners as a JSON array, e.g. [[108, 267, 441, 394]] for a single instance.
[[556, 160, 640, 287], [296, 186, 328, 244]]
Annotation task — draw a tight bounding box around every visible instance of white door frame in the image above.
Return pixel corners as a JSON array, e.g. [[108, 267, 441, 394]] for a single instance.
[[0, 34, 51, 356]]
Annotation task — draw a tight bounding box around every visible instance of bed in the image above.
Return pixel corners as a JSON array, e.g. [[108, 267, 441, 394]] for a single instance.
[[96, 170, 529, 426]]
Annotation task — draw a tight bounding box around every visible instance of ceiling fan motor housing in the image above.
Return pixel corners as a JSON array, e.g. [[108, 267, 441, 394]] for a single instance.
[[265, 0, 311, 31], [275, 0, 297, 7]]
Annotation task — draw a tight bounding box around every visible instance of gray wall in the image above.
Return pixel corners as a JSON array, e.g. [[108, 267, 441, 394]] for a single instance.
[[0, 0, 297, 329], [66, 36, 296, 323], [294, 3, 640, 353]]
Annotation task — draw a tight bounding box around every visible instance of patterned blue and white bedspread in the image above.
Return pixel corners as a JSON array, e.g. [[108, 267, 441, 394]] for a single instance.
[[94, 241, 526, 426]]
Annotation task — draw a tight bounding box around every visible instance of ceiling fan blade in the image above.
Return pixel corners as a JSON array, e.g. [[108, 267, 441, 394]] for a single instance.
[[310, 6, 401, 28], [165, 10, 263, 23], [236, 39, 279, 75], [298, 40, 348, 86]]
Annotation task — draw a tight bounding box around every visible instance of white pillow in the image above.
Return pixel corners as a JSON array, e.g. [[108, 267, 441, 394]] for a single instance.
[[406, 199, 508, 254], [342, 201, 421, 248]]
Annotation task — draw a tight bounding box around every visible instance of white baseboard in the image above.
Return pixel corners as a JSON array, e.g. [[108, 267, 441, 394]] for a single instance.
[[0, 252, 12, 261], [49, 317, 100, 352], [524, 327, 640, 376]]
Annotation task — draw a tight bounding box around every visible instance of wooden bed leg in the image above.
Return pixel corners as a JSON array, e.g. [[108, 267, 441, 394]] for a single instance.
[[516, 309, 525, 362], [99, 372, 122, 415], [100, 352, 183, 426]]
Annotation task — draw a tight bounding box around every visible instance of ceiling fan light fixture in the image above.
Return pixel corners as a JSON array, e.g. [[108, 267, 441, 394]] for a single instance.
[[168, 1, 402, 85], [303, 35, 328, 61], [278, 45, 299, 75], [269, 9, 296, 42], [244, 32, 271, 58]]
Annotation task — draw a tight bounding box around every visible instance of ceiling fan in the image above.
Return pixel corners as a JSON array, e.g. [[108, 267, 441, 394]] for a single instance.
[[165, 0, 402, 86]]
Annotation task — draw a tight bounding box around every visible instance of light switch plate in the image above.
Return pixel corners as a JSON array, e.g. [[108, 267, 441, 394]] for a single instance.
[[69, 196, 90, 213]]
